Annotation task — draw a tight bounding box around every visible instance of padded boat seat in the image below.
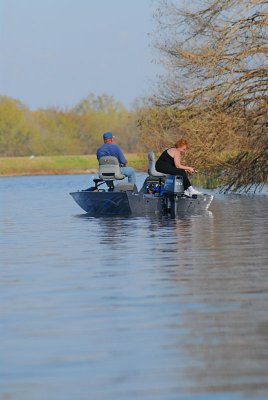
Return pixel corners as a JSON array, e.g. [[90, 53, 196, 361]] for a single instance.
[[148, 151, 166, 177], [98, 156, 125, 191]]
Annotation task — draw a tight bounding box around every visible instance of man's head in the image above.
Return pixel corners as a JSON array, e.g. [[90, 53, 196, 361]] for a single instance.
[[103, 131, 114, 143]]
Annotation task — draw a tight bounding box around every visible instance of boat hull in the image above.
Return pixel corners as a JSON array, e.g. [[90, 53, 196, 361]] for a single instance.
[[70, 190, 213, 216], [70, 191, 132, 215], [166, 193, 213, 216]]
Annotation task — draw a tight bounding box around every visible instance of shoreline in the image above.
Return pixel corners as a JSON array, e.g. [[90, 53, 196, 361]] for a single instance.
[[0, 154, 147, 177], [0, 169, 98, 177], [0, 167, 146, 177]]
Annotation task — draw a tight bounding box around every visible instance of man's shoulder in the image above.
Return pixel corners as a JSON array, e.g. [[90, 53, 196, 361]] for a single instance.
[[96, 143, 122, 155], [110, 143, 121, 149], [109, 144, 124, 153], [96, 144, 105, 153]]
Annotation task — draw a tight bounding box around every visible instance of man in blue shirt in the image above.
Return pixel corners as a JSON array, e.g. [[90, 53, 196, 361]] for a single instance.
[[96, 132, 136, 184]]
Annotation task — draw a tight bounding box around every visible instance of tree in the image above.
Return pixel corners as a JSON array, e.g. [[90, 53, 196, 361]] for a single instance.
[[0, 96, 39, 156], [32, 108, 81, 155], [0, 93, 141, 156], [72, 93, 139, 153], [146, 0, 268, 191], [72, 93, 125, 115]]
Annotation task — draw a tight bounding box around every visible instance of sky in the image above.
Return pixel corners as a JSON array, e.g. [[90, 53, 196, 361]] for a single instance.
[[0, 0, 163, 110]]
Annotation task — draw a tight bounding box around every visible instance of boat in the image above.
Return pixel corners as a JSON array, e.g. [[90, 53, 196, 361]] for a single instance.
[[70, 152, 213, 216]]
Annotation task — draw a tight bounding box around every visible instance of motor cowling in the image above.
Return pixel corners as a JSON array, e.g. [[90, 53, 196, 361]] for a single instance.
[[164, 175, 184, 194]]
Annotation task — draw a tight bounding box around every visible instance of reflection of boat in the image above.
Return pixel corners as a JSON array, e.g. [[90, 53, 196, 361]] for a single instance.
[[70, 152, 213, 216]]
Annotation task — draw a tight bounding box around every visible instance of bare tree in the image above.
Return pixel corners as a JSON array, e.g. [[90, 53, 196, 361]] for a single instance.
[[147, 0, 268, 191]]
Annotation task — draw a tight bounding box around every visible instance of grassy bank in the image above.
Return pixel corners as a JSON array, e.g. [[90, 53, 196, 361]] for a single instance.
[[0, 154, 148, 176], [0, 154, 220, 189]]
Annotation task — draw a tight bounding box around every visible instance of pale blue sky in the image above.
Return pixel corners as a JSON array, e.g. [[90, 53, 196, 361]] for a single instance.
[[0, 0, 162, 110]]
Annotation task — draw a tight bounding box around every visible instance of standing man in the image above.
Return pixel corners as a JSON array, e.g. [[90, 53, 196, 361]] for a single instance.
[[96, 132, 136, 184]]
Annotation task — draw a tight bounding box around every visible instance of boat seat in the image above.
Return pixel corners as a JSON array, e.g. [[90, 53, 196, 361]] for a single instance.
[[148, 150, 166, 177], [98, 156, 126, 191]]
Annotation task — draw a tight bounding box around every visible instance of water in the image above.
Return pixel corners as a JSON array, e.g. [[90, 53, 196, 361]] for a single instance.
[[1, 173, 268, 400]]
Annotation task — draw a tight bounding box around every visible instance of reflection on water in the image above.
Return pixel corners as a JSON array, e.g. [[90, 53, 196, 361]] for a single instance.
[[1, 174, 268, 400]]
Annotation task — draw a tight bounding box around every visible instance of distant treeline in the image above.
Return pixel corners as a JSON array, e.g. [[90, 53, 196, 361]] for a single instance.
[[0, 93, 141, 157]]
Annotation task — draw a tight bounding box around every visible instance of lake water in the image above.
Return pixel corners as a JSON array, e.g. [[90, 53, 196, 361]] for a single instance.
[[1, 173, 268, 400]]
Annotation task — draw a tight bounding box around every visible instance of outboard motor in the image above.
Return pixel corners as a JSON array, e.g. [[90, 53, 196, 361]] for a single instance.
[[163, 175, 184, 214], [164, 175, 184, 195]]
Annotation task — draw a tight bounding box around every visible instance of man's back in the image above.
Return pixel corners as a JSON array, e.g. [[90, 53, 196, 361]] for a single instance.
[[96, 143, 127, 166], [96, 131, 136, 184]]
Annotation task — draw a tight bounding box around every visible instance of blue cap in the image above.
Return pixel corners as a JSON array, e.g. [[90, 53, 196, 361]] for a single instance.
[[103, 131, 113, 139]]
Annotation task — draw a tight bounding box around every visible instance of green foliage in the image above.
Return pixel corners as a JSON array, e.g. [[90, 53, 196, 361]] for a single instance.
[[0, 96, 39, 156], [71, 93, 137, 153], [0, 93, 140, 156], [32, 109, 81, 155], [72, 93, 125, 114]]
